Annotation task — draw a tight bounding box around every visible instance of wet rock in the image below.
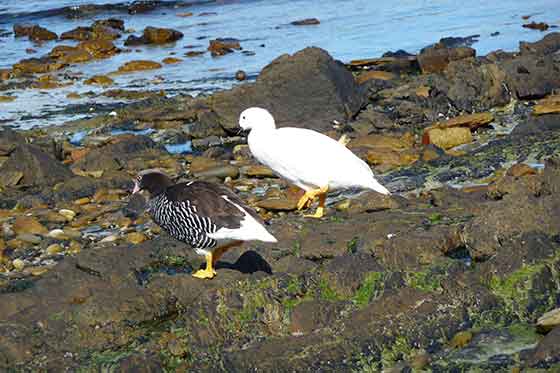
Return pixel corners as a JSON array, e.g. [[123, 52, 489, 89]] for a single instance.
[[12, 57, 67, 75], [537, 308, 560, 333], [208, 38, 241, 57], [339, 191, 400, 214], [126, 232, 147, 244], [511, 113, 560, 137], [241, 165, 276, 178], [235, 70, 247, 81], [0, 128, 26, 156], [93, 18, 125, 31], [13, 24, 57, 41], [185, 50, 205, 57], [46, 243, 63, 255], [125, 27, 183, 46], [184, 110, 227, 138], [291, 18, 320, 26], [194, 165, 239, 180], [117, 60, 162, 73], [49, 45, 93, 64], [12, 258, 25, 271], [523, 22, 549, 31], [211, 47, 363, 133], [417, 43, 475, 73], [16, 233, 42, 245], [162, 57, 182, 64], [256, 196, 298, 212], [128, 1, 158, 14], [58, 209, 76, 221], [84, 75, 114, 86], [520, 32, 560, 55], [0, 144, 72, 187], [0, 69, 13, 81], [430, 112, 494, 130], [77, 39, 120, 59], [348, 133, 418, 170], [0, 95, 16, 102]]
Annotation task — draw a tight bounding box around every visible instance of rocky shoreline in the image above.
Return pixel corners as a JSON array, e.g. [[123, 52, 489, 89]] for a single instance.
[[0, 31, 560, 371]]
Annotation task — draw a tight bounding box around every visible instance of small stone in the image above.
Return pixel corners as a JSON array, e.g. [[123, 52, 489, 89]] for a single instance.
[[16, 233, 42, 244], [13, 216, 48, 236], [100, 235, 119, 243], [68, 240, 82, 253], [506, 163, 537, 177], [67, 92, 81, 99], [0, 171, 23, 187], [177, 12, 193, 17], [46, 243, 63, 255], [449, 330, 473, 349], [355, 70, 395, 84], [48, 229, 69, 240], [7, 239, 25, 250], [59, 209, 77, 221], [241, 165, 276, 178], [126, 232, 147, 244], [74, 197, 91, 205], [26, 266, 50, 276], [12, 258, 25, 271], [537, 307, 560, 333], [235, 70, 247, 81], [522, 21, 549, 31], [63, 228, 82, 239]]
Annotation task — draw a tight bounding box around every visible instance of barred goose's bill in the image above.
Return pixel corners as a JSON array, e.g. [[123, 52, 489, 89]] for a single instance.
[[133, 169, 277, 279]]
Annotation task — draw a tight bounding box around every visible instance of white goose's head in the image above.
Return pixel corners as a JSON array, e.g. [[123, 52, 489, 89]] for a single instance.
[[239, 107, 276, 132]]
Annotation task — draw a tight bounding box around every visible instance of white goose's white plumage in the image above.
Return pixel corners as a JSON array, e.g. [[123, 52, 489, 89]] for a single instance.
[[239, 107, 390, 218]]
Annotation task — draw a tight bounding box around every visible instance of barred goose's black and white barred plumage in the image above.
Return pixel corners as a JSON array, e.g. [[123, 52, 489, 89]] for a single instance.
[[133, 169, 277, 279]]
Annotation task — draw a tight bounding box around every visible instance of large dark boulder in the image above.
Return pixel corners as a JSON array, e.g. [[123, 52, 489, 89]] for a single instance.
[[0, 128, 26, 155], [500, 54, 560, 99], [417, 43, 475, 74], [0, 144, 72, 187], [210, 47, 364, 132]]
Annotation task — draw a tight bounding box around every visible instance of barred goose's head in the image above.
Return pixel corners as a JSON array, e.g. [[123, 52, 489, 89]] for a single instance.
[[132, 169, 173, 196]]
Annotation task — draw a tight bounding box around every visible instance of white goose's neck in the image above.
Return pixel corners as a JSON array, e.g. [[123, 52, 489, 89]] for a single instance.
[[248, 126, 275, 143]]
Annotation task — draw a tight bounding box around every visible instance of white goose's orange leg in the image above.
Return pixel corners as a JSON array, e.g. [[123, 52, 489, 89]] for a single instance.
[[303, 185, 329, 218]]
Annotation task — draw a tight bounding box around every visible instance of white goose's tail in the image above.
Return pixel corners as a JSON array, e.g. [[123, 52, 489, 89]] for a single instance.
[[367, 177, 391, 195]]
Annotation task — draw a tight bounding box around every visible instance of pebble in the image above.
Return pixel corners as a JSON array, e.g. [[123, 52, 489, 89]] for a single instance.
[[537, 307, 560, 332], [13, 216, 48, 236], [59, 209, 77, 221], [12, 258, 25, 271], [68, 241, 82, 254], [63, 228, 82, 240], [235, 70, 247, 81], [74, 197, 91, 205], [100, 235, 119, 244], [46, 243, 63, 255], [48, 229, 69, 240]]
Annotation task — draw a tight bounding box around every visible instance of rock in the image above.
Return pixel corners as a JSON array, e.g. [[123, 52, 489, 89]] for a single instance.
[[177, 12, 193, 17], [537, 307, 560, 333], [0, 95, 16, 103], [522, 22, 549, 31], [417, 43, 475, 73], [117, 60, 162, 73], [46, 243, 63, 255], [77, 39, 119, 59], [211, 47, 363, 133], [289, 300, 339, 335], [125, 27, 183, 45], [162, 57, 182, 64], [208, 38, 241, 56], [13, 24, 57, 41], [49, 45, 93, 64], [194, 165, 239, 180], [533, 95, 560, 115], [241, 165, 276, 178], [72, 135, 160, 172], [356, 70, 396, 84], [511, 113, 560, 137], [84, 75, 114, 86], [93, 18, 125, 31], [235, 70, 247, 81], [13, 216, 48, 236], [348, 133, 418, 170], [12, 258, 25, 271], [449, 330, 473, 348], [185, 50, 205, 57], [340, 192, 399, 214], [500, 54, 560, 99], [520, 32, 560, 55], [48, 229, 69, 240], [0, 144, 72, 187], [506, 163, 537, 177], [12, 57, 67, 74], [126, 232, 147, 245], [58, 209, 76, 221], [291, 18, 320, 26], [428, 112, 494, 130], [423, 127, 472, 150], [61, 27, 96, 41], [16, 233, 42, 245], [527, 326, 560, 368]]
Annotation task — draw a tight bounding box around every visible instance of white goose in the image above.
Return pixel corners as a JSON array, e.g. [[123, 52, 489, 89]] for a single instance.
[[239, 107, 390, 218]]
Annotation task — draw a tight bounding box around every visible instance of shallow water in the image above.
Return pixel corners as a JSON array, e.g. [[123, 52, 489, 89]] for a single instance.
[[0, 0, 559, 129]]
